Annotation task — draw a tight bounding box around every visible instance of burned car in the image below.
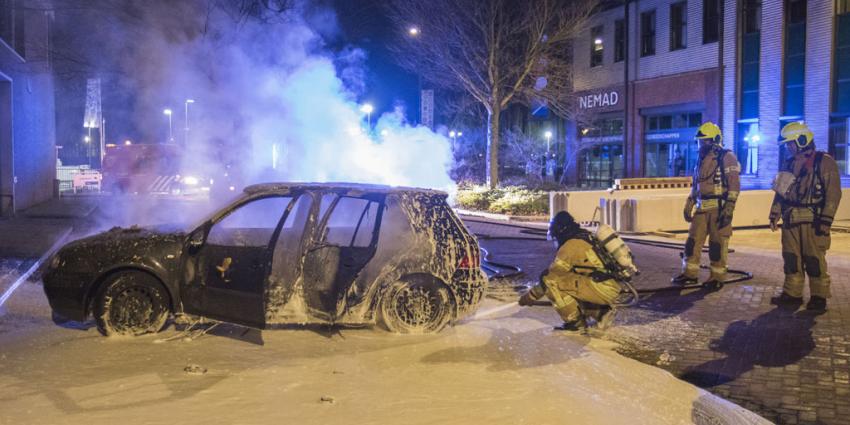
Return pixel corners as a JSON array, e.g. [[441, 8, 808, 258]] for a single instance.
[[43, 183, 487, 336]]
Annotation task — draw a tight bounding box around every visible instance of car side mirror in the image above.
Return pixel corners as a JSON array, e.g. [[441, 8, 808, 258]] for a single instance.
[[188, 229, 206, 250]]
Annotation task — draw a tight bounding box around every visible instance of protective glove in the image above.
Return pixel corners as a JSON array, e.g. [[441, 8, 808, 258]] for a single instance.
[[683, 197, 696, 223], [538, 269, 550, 285], [518, 292, 535, 307], [717, 201, 735, 229], [769, 213, 780, 232], [816, 222, 831, 236]]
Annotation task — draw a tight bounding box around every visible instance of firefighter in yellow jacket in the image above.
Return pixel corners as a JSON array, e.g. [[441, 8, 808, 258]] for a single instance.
[[519, 211, 620, 331], [770, 122, 842, 311], [672, 122, 741, 289]]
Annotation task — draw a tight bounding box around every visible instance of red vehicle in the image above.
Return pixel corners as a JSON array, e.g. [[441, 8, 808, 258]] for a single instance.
[[102, 143, 222, 196]]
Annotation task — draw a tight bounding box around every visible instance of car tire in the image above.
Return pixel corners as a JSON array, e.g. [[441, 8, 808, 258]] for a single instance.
[[380, 277, 454, 334], [93, 271, 170, 337]]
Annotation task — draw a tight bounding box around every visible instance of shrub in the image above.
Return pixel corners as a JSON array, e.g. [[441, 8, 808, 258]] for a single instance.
[[454, 186, 491, 211], [454, 185, 548, 216]]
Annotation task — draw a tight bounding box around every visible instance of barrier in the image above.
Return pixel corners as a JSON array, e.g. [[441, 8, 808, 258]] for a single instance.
[[552, 188, 850, 232], [613, 177, 692, 190]]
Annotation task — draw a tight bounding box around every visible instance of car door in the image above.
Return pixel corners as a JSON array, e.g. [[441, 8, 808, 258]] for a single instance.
[[183, 195, 292, 328], [301, 193, 384, 319], [266, 192, 315, 322]]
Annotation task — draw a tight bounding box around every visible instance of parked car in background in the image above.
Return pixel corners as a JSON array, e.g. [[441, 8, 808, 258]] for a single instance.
[[43, 183, 486, 335]]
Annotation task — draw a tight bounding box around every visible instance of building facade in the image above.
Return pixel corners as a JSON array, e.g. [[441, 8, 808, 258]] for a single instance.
[[0, 0, 56, 215], [567, 0, 850, 190]]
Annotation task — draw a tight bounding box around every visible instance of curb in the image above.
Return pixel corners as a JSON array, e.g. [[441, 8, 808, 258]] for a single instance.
[[455, 208, 548, 223], [0, 227, 72, 314]]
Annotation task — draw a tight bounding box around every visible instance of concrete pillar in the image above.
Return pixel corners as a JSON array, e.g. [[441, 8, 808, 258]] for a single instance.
[[757, 4, 784, 188], [0, 79, 12, 216], [721, 0, 739, 145], [805, 1, 834, 148]]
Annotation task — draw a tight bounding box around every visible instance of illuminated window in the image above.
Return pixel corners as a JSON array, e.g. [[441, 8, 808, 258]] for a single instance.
[[590, 25, 604, 67], [736, 122, 759, 175], [644, 112, 702, 177], [831, 1, 850, 174], [829, 118, 850, 175]]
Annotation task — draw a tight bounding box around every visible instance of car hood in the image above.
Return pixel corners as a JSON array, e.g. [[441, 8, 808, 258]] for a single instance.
[[56, 225, 188, 274]]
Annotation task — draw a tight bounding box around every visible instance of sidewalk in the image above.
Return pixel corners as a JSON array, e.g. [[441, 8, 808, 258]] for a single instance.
[[477, 225, 850, 425], [0, 197, 92, 312], [0, 197, 95, 258]]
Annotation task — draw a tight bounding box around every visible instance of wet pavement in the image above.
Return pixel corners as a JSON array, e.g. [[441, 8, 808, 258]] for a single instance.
[[2, 199, 847, 423], [465, 218, 850, 425]]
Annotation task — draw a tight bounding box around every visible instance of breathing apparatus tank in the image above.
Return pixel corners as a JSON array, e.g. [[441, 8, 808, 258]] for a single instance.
[[594, 223, 639, 282], [772, 171, 796, 198]]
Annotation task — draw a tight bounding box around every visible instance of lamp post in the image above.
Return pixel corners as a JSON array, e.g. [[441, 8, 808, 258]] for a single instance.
[[84, 135, 91, 167], [449, 130, 462, 145], [360, 103, 374, 128], [407, 26, 422, 125], [163, 108, 173, 143], [184, 99, 194, 147]]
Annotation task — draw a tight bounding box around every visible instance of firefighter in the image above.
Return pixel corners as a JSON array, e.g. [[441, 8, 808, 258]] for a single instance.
[[769, 122, 842, 311], [671, 122, 741, 289], [518, 211, 620, 332]]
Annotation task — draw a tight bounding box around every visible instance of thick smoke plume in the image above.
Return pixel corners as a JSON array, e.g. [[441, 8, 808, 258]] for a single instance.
[[68, 1, 453, 194]]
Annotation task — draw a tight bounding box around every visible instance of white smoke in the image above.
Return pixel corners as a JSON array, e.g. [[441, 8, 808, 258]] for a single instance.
[[127, 3, 454, 194]]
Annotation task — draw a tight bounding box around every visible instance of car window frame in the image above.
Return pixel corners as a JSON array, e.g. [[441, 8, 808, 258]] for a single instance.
[[314, 192, 384, 249], [193, 191, 300, 252]]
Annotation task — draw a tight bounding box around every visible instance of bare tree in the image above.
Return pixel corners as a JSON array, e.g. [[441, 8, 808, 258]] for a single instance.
[[387, 0, 595, 188]]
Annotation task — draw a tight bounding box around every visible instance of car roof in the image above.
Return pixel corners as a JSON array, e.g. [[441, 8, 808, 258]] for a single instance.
[[244, 182, 448, 198]]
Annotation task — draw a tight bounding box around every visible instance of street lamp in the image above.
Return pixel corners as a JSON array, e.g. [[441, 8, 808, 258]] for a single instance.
[[360, 103, 374, 128], [163, 108, 173, 143], [544, 130, 553, 154], [406, 26, 423, 125], [184, 99, 194, 147]]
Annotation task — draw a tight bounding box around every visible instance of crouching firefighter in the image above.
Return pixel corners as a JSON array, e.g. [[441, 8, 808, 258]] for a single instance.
[[672, 122, 741, 290], [770, 122, 842, 311], [519, 211, 638, 332]]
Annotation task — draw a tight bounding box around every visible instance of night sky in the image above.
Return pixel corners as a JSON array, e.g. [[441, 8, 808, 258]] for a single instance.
[[330, 0, 418, 122]]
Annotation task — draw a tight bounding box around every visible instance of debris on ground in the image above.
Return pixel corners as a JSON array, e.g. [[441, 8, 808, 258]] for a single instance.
[[657, 351, 676, 366], [183, 364, 207, 375]]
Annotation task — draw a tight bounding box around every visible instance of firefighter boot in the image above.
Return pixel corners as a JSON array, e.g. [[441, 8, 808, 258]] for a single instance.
[[595, 306, 618, 331], [771, 291, 803, 307], [806, 296, 827, 312], [702, 279, 724, 291], [671, 274, 698, 286], [554, 318, 587, 333]]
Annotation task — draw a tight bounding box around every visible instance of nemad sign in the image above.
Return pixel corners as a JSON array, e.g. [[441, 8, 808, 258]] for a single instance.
[[578, 91, 620, 110]]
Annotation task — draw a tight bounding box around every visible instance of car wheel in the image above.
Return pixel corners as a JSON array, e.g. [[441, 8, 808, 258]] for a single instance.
[[94, 271, 170, 336], [380, 278, 454, 334]]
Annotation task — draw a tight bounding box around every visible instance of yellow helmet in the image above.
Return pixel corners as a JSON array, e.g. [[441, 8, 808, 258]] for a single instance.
[[695, 122, 722, 145], [777, 121, 814, 149]]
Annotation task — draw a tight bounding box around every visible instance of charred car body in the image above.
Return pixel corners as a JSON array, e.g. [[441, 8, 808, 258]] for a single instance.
[[43, 183, 487, 335]]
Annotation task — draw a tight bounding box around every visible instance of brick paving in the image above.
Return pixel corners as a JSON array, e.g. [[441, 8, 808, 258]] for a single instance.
[[465, 218, 850, 425]]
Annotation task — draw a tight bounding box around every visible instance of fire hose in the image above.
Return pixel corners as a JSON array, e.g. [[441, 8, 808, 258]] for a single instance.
[[470, 218, 753, 304]]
